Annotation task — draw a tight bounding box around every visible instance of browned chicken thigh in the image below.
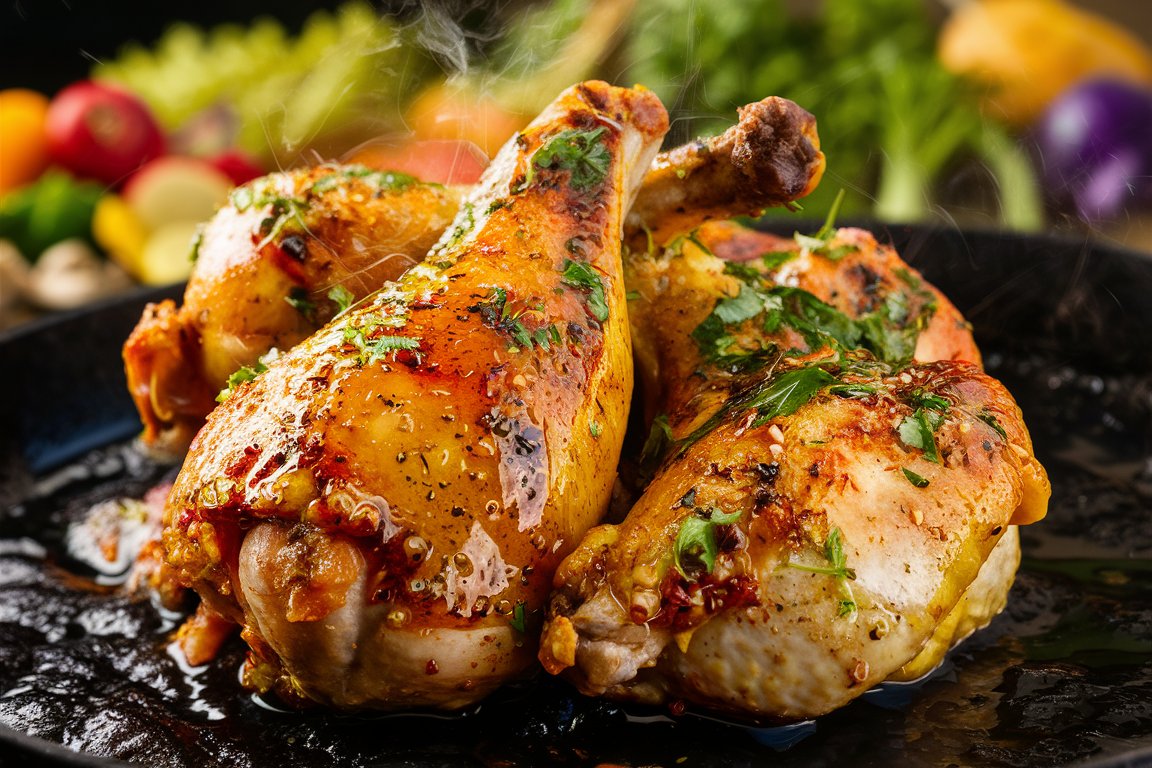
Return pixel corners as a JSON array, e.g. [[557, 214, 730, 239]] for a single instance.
[[539, 216, 1050, 721], [161, 81, 668, 710], [123, 166, 461, 454]]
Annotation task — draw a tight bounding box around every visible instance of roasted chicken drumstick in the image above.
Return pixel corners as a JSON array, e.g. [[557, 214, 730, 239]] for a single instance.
[[539, 218, 1050, 721], [161, 81, 668, 710]]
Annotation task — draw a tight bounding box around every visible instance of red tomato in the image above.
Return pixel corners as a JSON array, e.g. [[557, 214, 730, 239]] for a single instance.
[[45, 81, 166, 186], [342, 139, 489, 185]]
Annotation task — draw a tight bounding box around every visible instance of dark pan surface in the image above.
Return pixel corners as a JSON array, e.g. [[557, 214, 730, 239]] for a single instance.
[[1, 227, 1151, 767]]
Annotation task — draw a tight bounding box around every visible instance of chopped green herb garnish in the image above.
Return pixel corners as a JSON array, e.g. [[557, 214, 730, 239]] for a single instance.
[[978, 409, 1008, 440], [678, 365, 835, 452], [285, 287, 316, 320], [328, 285, 355, 316], [787, 526, 857, 616], [528, 127, 610, 191], [509, 601, 527, 633], [486, 198, 511, 215], [714, 284, 766, 325], [788, 527, 856, 579], [216, 363, 266, 403], [902, 467, 930, 488], [216, 350, 280, 402], [813, 189, 847, 242], [789, 191, 857, 261], [692, 267, 931, 369], [894, 266, 923, 289], [674, 507, 743, 580], [189, 224, 204, 263], [433, 202, 475, 256], [231, 180, 310, 250], [745, 367, 836, 428], [341, 312, 418, 365], [474, 287, 559, 352], [761, 250, 797, 272], [909, 389, 950, 412], [626, 290, 642, 301], [310, 166, 418, 194], [343, 325, 420, 364], [828, 383, 878, 398], [561, 259, 609, 322], [229, 186, 254, 211], [722, 260, 764, 284], [898, 408, 942, 463], [589, 420, 602, 439]]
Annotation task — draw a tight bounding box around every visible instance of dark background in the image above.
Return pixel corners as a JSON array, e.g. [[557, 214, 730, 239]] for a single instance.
[[0, 0, 526, 93], [0, 0, 360, 93]]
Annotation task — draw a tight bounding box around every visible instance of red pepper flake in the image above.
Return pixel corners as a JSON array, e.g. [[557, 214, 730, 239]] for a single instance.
[[426, 659, 440, 675]]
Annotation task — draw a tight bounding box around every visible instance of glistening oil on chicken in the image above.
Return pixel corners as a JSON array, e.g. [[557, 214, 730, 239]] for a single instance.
[[158, 82, 668, 710], [125, 81, 1047, 720]]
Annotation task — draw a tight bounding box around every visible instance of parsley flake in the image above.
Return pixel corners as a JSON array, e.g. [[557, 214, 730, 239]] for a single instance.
[[674, 507, 743, 580], [216, 349, 280, 403], [787, 526, 858, 616], [528, 127, 610, 191], [328, 285, 355, 316], [898, 408, 943, 463], [902, 467, 930, 488], [341, 312, 419, 365], [746, 366, 837, 428], [978, 409, 1008, 440], [473, 287, 559, 352], [509, 601, 527, 633], [639, 414, 674, 474], [678, 365, 835, 453], [561, 259, 609, 322], [231, 180, 309, 250], [310, 166, 418, 195]]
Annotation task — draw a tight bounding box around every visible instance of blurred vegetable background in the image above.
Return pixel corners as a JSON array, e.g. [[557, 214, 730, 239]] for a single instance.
[[2, 0, 1151, 327]]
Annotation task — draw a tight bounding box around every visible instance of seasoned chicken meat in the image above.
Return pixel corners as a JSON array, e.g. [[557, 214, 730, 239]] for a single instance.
[[161, 81, 669, 710], [123, 165, 461, 454], [539, 218, 1050, 721]]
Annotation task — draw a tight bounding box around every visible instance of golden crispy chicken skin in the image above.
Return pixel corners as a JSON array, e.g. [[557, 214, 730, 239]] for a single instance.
[[162, 81, 669, 710], [539, 218, 1049, 721], [123, 166, 461, 454]]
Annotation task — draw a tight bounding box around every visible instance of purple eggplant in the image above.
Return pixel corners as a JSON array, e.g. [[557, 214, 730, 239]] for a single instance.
[[1032, 78, 1152, 222]]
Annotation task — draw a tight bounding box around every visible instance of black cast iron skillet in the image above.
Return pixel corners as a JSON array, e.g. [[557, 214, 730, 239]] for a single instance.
[[1, 225, 1151, 768]]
